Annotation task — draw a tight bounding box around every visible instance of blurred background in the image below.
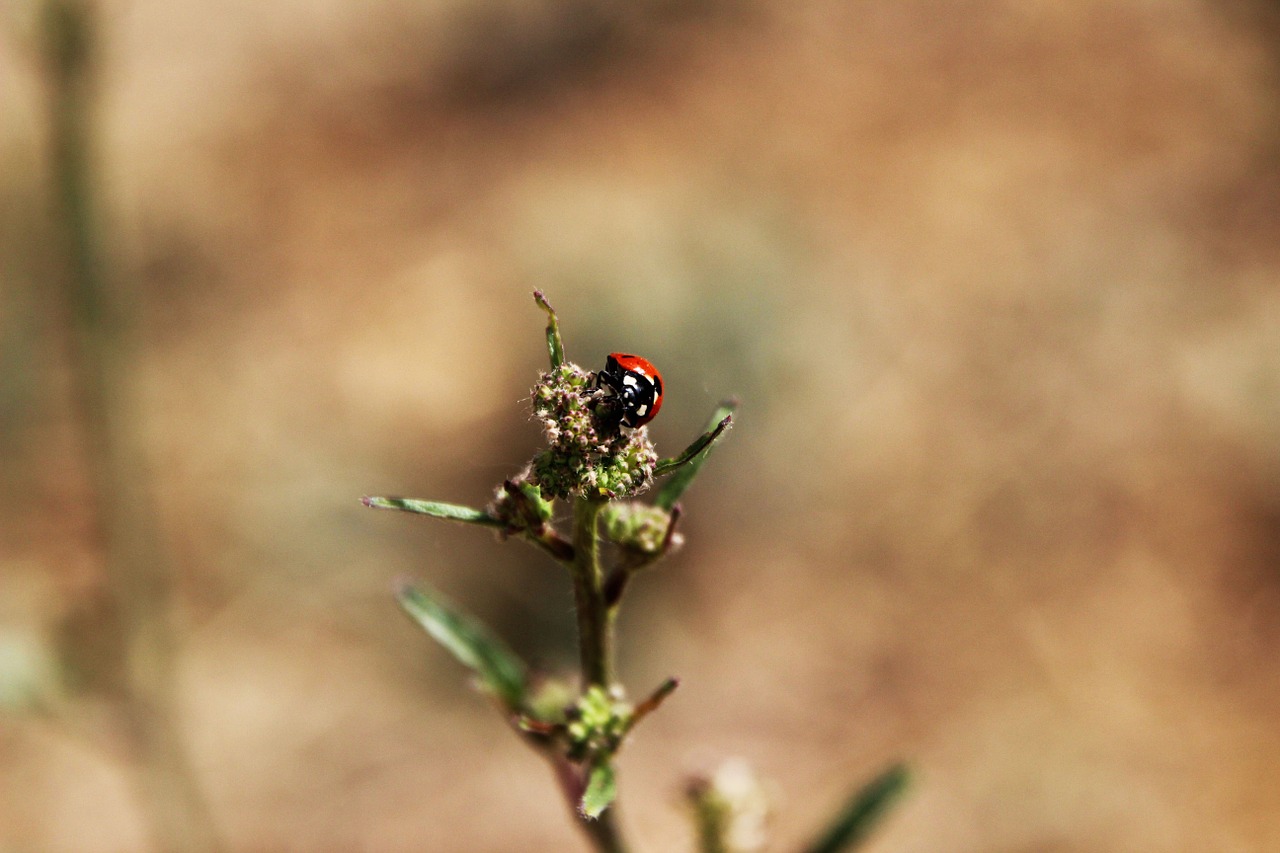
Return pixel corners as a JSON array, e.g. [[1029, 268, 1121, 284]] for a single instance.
[[3, 0, 1280, 850]]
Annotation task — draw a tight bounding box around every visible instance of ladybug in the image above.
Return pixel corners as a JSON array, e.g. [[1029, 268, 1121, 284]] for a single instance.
[[595, 352, 664, 429]]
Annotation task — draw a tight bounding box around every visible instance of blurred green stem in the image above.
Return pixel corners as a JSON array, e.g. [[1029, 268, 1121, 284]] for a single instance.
[[40, 1, 220, 850], [582, 808, 628, 853]]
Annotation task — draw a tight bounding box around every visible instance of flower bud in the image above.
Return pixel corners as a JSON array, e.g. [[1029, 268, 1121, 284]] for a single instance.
[[601, 502, 680, 556]]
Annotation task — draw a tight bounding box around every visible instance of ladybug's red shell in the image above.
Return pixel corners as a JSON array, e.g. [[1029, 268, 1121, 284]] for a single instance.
[[597, 352, 664, 428]]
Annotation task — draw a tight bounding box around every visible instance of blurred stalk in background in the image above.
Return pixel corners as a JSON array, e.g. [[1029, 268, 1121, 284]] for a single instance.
[[36, 0, 220, 849]]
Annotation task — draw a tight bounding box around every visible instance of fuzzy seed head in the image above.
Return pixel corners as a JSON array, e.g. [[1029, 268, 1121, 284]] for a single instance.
[[530, 363, 658, 500], [602, 502, 678, 555]]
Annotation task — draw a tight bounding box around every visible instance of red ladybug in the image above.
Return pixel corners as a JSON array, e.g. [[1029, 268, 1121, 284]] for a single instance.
[[595, 352, 664, 429]]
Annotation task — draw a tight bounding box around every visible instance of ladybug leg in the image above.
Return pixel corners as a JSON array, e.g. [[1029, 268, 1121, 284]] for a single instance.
[[600, 392, 626, 432], [588, 371, 620, 433]]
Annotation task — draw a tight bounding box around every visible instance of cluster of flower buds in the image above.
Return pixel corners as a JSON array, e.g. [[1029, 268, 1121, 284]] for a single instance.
[[601, 501, 684, 558], [529, 362, 658, 500]]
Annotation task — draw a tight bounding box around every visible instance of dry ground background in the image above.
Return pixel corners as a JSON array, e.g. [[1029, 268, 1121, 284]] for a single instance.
[[3, 0, 1280, 850]]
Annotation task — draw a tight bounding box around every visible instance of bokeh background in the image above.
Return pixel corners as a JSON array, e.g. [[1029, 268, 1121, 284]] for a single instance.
[[4, 0, 1280, 850]]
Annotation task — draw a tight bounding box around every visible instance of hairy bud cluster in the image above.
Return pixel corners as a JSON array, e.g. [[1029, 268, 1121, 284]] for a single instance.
[[566, 686, 632, 760], [602, 502, 681, 556], [530, 363, 658, 500]]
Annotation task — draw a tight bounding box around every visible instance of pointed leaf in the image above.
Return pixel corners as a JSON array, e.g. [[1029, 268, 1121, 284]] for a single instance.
[[655, 401, 736, 509], [363, 496, 502, 527], [581, 762, 618, 820], [534, 290, 565, 369], [623, 677, 679, 735], [803, 763, 910, 853], [397, 583, 528, 711]]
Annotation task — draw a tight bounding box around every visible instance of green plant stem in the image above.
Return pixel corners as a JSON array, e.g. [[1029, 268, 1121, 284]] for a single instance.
[[40, 1, 220, 850], [571, 495, 614, 688], [582, 808, 629, 853], [569, 495, 629, 852], [550, 758, 628, 853]]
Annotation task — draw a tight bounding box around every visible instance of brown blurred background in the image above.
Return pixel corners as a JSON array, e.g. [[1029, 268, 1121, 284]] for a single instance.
[[3, 0, 1280, 850]]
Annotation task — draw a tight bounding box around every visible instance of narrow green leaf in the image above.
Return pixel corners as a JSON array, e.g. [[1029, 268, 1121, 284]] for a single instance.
[[534, 290, 565, 369], [362, 496, 502, 526], [654, 401, 736, 508], [397, 584, 528, 711], [581, 761, 618, 819], [803, 763, 910, 853]]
